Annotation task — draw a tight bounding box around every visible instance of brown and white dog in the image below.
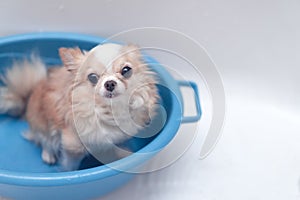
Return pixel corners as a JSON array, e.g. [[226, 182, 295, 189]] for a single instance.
[[0, 43, 158, 171]]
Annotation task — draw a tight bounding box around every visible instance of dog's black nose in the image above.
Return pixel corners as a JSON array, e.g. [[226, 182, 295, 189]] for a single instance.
[[104, 80, 117, 92]]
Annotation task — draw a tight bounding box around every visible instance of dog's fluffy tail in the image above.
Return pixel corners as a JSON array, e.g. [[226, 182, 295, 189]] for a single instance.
[[0, 56, 47, 116]]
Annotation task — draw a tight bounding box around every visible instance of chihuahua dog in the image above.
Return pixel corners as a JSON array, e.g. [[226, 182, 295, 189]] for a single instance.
[[0, 43, 158, 171]]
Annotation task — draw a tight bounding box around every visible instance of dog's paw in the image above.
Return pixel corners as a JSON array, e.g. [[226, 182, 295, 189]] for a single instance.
[[42, 149, 56, 164], [59, 149, 86, 171], [130, 95, 144, 109], [22, 130, 35, 141]]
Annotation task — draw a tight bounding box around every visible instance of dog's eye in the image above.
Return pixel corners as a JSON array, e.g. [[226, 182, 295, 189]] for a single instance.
[[121, 66, 132, 78], [87, 73, 99, 85]]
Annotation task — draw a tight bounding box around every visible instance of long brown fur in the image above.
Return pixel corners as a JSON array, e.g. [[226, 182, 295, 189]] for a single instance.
[[0, 44, 159, 171]]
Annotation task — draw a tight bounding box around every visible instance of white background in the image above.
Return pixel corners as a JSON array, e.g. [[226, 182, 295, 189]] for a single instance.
[[0, 0, 300, 199]]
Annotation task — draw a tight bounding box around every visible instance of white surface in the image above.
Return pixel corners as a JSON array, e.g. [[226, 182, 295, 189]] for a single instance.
[[1, 0, 300, 199]]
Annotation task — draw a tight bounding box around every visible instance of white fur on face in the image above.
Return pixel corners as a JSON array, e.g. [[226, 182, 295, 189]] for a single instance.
[[98, 75, 126, 98], [87, 43, 127, 99], [89, 43, 122, 69]]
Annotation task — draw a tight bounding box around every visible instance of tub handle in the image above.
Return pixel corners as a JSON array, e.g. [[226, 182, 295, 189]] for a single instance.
[[178, 81, 202, 123]]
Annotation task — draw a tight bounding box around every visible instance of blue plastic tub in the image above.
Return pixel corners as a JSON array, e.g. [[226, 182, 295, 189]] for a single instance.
[[0, 33, 201, 200]]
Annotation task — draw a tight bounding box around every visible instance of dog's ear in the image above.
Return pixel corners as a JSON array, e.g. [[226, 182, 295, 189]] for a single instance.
[[59, 47, 85, 72]]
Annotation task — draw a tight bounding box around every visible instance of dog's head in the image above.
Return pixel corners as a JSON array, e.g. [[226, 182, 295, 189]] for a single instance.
[[59, 43, 157, 105]]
